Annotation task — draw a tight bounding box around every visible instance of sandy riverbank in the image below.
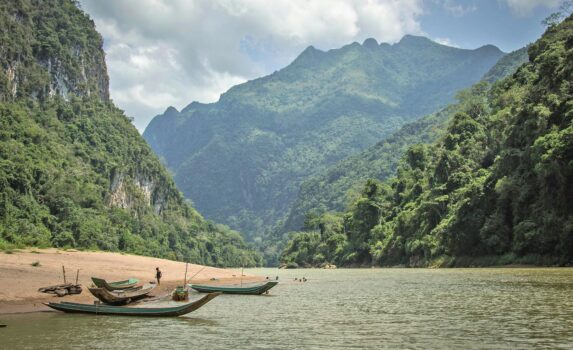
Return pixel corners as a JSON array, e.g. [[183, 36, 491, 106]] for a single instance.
[[0, 248, 265, 314]]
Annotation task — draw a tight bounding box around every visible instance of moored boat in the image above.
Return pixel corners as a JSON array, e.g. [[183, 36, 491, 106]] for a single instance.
[[91, 277, 139, 291], [88, 284, 156, 305], [44, 292, 220, 317], [189, 281, 278, 295]]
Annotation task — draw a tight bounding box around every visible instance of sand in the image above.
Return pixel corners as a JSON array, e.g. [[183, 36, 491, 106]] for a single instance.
[[0, 248, 264, 314]]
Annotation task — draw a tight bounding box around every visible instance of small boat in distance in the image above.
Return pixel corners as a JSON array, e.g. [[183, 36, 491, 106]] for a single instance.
[[189, 281, 278, 295], [88, 284, 156, 305], [44, 293, 221, 317], [91, 277, 139, 291]]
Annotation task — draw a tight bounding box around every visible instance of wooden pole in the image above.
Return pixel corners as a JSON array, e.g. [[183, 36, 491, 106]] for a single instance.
[[241, 266, 244, 287], [188, 265, 207, 282], [75, 269, 80, 285], [183, 262, 188, 286], [62, 265, 66, 284]]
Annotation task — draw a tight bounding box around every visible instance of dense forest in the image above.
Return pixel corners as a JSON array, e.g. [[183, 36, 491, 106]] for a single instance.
[[255, 48, 528, 265], [0, 0, 261, 266], [283, 46, 530, 236], [281, 15, 573, 268], [144, 34, 505, 251]]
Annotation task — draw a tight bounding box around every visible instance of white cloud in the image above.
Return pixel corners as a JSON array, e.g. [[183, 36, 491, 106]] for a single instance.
[[79, 0, 424, 132], [441, 0, 477, 17], [433, 37, 460, 47], [502, 0, 560, 16]]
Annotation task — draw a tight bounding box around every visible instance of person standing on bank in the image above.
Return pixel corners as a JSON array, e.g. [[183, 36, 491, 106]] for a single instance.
[[156, 267, 162, 285]]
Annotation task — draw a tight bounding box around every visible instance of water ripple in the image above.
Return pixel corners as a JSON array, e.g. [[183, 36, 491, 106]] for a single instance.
[[2, 268, 573, 349]]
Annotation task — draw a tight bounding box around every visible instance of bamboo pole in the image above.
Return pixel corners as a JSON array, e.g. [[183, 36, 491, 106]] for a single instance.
[[188, 265, 207, 282], [62, 265, 66, 284], [183, 262, 188, 286], [75, 269, 80, 285]]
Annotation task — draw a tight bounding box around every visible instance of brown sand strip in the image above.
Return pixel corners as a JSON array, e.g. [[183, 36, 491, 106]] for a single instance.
[[0, 248, 263, 314]]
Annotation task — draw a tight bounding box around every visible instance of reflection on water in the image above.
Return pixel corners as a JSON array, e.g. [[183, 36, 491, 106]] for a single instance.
[[2, 268, 573, 349]]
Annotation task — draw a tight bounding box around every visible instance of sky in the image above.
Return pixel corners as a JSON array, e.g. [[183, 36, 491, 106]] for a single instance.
[[78, 0, 563, 132]]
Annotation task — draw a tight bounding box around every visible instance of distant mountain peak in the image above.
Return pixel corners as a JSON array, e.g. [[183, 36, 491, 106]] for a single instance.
[[181, 101, 204, 113], [475, 44, 504, 54], [362, 38, 379, 49], [300, 45, 320, 55], [398, 34, 434, 45], [164, 106, 179, 116], [291, 45, 325, 65]]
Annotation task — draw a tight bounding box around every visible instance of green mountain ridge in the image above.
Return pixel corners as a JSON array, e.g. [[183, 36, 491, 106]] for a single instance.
[[282, 46, 530, 235], [0, 0, 260, 266], [144, 35, 505, 246], [280, 15, 573, 268]]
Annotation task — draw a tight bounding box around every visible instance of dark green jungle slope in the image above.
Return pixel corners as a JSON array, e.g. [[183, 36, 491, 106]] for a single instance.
[[280, 16, 573, 268], [144, 35, 505, 248], [282, 47, 529, 236], [0, 0, 260, 266]]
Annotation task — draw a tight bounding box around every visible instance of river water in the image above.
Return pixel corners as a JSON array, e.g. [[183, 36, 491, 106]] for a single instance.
[[2, 268, 573, 349]]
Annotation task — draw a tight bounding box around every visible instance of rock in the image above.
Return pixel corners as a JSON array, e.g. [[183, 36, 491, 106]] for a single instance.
[[68, 286, 83, 295], [54, 289, 68, 297], [39, 283, 82, 296], [319, 263, 337, 269], [285, 262, 299, 269]]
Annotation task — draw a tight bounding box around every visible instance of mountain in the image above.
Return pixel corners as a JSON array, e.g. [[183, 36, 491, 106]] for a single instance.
[[0, 0, 260, 266], [481, 46, 529, 83], [281, 15, 573, 268], [144, 35, 505, 243], [282, 47, 529, 235]]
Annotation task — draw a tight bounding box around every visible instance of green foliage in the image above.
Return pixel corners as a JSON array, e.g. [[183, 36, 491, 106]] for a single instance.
[[0, 97, 261, 266], [283, 47, 529, 236], [0, 0, 261, 267], [280, 16, 573, 267], [144, 36, 505, 260], [280, 212, 348, 267], [0, 0, 108, 102], [481, 47, 529, 83], [542, 0, 573, 27]]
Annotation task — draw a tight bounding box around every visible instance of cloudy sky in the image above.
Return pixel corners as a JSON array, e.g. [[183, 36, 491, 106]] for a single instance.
[[78, 0, 561, 132]]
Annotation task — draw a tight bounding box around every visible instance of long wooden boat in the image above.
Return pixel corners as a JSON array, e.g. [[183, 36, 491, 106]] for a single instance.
[[44, 293, 220, 317], [91, 277, 139, 291], [88, 284, 156, 305], [189, 281, 278, 295]]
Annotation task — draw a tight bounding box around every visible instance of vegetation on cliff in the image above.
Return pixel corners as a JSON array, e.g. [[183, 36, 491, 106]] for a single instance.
[[281, 15, 573, 267], [144, 34, 504, 250], [0, 0, 260, 266]]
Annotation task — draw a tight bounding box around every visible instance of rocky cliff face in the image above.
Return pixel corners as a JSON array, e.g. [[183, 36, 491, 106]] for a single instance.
[[0, 1, 173, 215], [108, 170, 169, 215], [0, 0, 109, 102], [0, 0, 260, 266]]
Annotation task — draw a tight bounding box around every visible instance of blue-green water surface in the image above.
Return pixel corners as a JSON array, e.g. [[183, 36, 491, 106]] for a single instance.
[[1, 268, 573, 349]]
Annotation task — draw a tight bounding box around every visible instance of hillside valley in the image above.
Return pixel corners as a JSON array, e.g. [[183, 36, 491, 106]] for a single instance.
[[280, 15, 573, 268], [144, 36, 506, 249]]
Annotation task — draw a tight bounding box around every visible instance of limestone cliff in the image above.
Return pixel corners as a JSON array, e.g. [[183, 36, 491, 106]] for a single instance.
[[0, 0, 260, 266]]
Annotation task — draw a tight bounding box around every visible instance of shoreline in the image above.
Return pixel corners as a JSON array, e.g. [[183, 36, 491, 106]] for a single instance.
[[0, 248, 265, 315], [281, 264, 561, 269]]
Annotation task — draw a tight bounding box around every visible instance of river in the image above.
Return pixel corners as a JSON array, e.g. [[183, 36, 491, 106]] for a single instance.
[[2, 268, 573, 349]]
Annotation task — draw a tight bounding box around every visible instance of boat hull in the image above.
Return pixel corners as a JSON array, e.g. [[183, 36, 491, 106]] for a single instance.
[[88, 284, 155, 305], [91, 277, 139, 291], [45, 293, 220, 317], [190, 281, 278, 295]]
